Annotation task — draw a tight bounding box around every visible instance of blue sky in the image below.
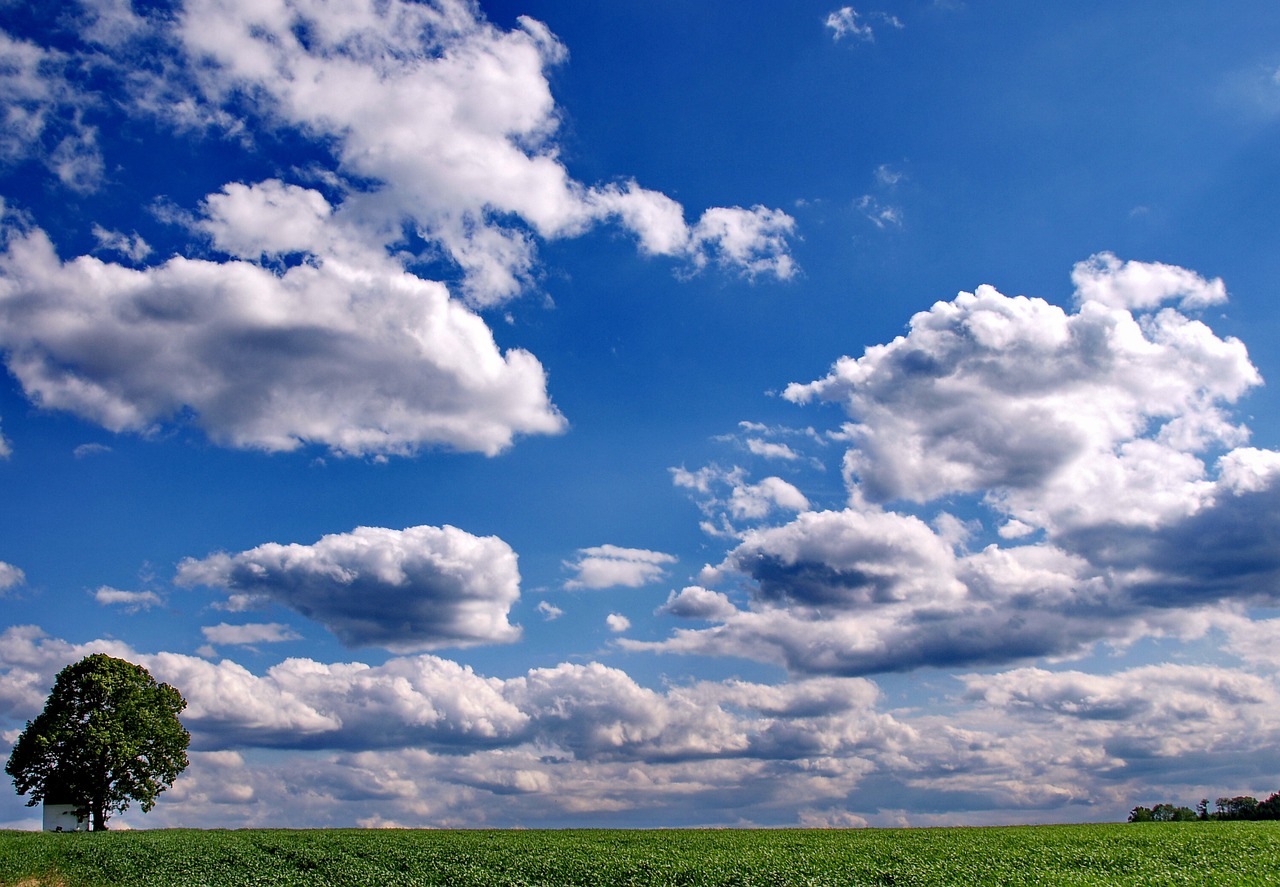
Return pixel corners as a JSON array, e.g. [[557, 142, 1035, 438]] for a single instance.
[[2, 0, 1280, 829]]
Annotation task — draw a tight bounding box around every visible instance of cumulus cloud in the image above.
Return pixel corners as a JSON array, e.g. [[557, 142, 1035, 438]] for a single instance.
[[196, 180, 334, 260], [728, 476, 810, 521], [93, 586, 161, 611], [0, 626, 896, 768], [173, 0, 796, 304], [0, 2, 796, 457], [0, 423, 9, 459], [1071, 252, 1227, 311], [564, 546, 677, 590], [0, 562, 24, 593], [4, 625, 1278, 827], [0, 223, 565, 456], [955, 663, 1280, 788], [176, 525, 523, 652], [639, 257, 1280, 676], [686, 206, 798, 281], [605, 613, 631, 633], [658, 586, 739, 621], [672, 465, 813, 538], [784, 267, 1257, 509]]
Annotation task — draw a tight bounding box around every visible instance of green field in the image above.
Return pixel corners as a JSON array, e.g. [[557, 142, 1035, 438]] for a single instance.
[[3, 823, 1279, 886]]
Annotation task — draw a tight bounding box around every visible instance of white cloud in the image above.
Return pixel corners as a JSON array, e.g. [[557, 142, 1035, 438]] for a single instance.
[[1072, 252, 1227, 311], [5, 625, 1279, 828], [957, 663, 1280, 778], [0, 4, 797, 459], [0, 562, 24, 593], [605, 613, 630, 633], [564, 545, 677, 590], [0, 420, 9, 459], [78, 0, 149, 47], [658, 586, 739, 621], [826, 7, 875, 42], [0, 31, 59, 161], [536, 601, 563, 621], [48, 126, 103, 193], [640, 258, 1280, 676], [0, 224, 565, 457], [72, 442, 111, 458], [746, 438, 799, 461], [875, 164, 905, 186], [728, 476, 810, 520], [687, 206, 797, 281], [176, 525, 523, 652], [93, 586, 161, 611], [0, 31, 102, 185], [855, 194, 903, 229], [201, 623, 301, 645], [672, 465, 813, 537], [785, 274, 1258, 510], [173, 0, 795, 305], [196, 180, 333, 260]]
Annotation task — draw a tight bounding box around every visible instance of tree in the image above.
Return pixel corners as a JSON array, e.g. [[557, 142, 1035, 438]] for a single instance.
[[5, 654, 189, 830], [1128, 806, 1155, 823], [1215, 796, 1261, 821]]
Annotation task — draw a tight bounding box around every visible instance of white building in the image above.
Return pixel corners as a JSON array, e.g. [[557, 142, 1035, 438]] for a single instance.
[[41, 780, 88, 832]]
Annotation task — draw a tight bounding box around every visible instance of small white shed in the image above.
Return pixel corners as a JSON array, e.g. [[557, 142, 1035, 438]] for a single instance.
[[42, 781, 88, 832]]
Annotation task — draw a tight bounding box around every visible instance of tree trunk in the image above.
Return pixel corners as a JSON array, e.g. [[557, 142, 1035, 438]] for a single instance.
[[91, 798, 107, 831]]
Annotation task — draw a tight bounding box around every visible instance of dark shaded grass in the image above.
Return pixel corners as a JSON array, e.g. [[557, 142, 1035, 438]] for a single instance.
[[2, 822, 1280, 886]]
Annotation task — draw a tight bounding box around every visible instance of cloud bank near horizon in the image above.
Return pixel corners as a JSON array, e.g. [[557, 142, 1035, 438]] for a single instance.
[[3, 615, 1279, 829]]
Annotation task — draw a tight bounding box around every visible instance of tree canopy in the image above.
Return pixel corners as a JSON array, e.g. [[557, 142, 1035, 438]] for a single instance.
[[5, 653, 190, 830], [1129, 792, 1280, 823]]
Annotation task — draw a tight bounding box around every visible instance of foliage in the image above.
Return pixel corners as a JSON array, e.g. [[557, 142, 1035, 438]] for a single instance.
[[2, 823, 1280, 886], [4, 654, 190, 831], [1128, 804, 1198, 823], [1131, 791, 1280, 823]]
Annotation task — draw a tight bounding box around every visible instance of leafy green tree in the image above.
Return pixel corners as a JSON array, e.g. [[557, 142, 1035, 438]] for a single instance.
[[1216, 796, 1261, 821], [1127, 806, 1155, 823], [5, 654, 189, 830]]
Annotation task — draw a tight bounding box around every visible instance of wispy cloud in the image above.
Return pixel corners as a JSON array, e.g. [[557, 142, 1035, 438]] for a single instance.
[[201, 622, 301, 646], [0, 562, 24, 593], [826, 8, 903, 43], [855, 194, 904, 229], [564, 545, 677, 590], [93, 586, 161, 612]]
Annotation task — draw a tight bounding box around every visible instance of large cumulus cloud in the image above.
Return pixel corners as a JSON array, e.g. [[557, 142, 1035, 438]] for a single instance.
[[638, 256, 1280, 676], [176, 525, 523, 651], [0, 0, 795, 456], [0, 222, 564, 456]]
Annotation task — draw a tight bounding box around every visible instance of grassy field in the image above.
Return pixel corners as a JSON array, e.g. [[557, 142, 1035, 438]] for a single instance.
[[2, 823, 1280, 886]]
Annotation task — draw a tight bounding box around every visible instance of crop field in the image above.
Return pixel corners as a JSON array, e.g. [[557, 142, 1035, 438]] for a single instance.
[[2, 823, 1279, 886]]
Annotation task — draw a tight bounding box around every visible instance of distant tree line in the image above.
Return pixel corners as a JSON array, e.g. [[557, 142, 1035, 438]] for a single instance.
[[1129, 794, 1280, 823]]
